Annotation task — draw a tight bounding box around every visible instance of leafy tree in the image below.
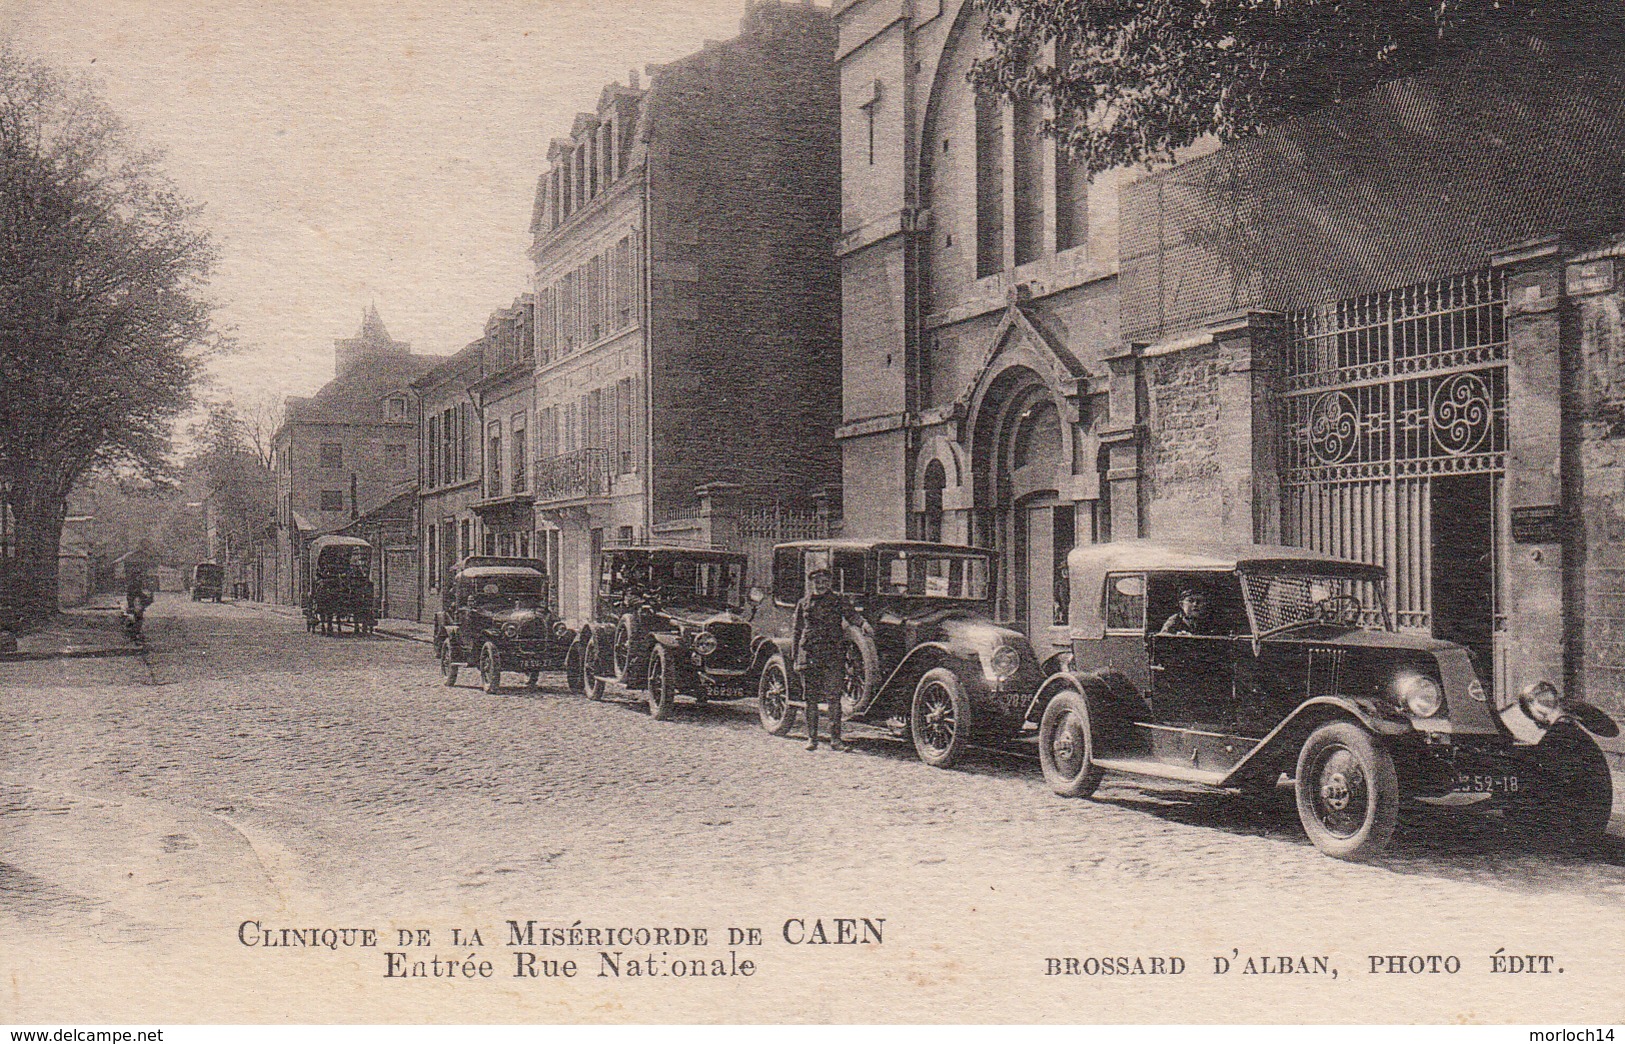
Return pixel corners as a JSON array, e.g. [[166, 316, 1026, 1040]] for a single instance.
[[190, 401, 275, 582], [969, 0, 1625, 176], [0, 47, 223, 624]]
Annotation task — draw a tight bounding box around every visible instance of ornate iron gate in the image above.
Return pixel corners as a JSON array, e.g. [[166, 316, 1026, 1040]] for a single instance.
[[1281, 270, 1508, 684]]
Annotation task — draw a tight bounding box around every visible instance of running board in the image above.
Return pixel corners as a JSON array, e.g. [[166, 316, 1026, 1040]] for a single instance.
[[1093, 757, 1229, 786]]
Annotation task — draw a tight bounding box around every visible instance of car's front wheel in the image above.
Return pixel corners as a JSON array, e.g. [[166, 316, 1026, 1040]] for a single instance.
[[564, 641, 585, 694], [646, 645, 676, 720], [480, 642, 503, 695], [1038, 690, 1103, 798], [583, 633, 607, 701], [910, 667, 970, 769], [441, 642, 459, 687], [1294, 720, 1398, 861], [613, 615, 636, 682], [758, 656, 796, 736]]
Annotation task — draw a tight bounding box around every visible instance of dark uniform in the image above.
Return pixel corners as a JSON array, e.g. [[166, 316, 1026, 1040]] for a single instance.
[[791, 583, 864, 750]]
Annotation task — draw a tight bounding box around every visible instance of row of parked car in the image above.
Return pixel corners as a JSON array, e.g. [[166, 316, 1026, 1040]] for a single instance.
[[429, 538, 1617, 862]]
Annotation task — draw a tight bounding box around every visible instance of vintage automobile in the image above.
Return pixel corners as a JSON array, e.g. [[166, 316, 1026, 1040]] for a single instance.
[[566, 545, 757, 719], [751, 540, 1047, 768], [1032, 540, 1617, 860], [438, 560, 570, 693], [303, 535, 376, 636], [191, 561, 224, 602]]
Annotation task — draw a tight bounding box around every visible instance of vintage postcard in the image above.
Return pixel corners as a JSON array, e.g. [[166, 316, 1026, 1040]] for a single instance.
[[2, 0, 1624, 1028]]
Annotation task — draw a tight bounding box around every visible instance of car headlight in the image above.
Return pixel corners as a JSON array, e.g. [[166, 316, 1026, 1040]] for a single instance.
[[989, 645, 1021, 683], [1519, 680, 1563, 726], [1391, 670, 1442, 718], [502, 622, 519, 639], [694, 631, 719, 657]]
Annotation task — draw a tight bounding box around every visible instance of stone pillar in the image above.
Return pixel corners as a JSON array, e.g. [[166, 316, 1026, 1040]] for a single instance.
[[1098, 345, 1144, 541], [813, 483, 842, 539], [1494, 235, 1571, 715], [696, 482, 743, 550]]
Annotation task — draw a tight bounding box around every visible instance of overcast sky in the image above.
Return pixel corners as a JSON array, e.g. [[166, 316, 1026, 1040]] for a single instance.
[[0, 0, 748, 402]]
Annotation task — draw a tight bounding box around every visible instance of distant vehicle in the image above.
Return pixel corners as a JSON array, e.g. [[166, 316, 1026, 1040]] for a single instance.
[[437, 558, 570, 693], [191, 562, 224, 602], [1034, 540, 1617, 860], [303, 535, 375, 636], [752, 540, 1046, 769], [568, 545, 757, 719]]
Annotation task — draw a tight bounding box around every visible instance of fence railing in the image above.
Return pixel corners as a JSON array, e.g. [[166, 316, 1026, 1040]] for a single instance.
[[738, 503, 835, 541]]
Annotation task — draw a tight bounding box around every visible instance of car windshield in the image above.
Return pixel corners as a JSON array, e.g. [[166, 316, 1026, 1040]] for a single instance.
[[647, 555, 745, 608], [876, 550, 991, 601], [1241, 570, 1391, 635], [467, 575, 548, 610]]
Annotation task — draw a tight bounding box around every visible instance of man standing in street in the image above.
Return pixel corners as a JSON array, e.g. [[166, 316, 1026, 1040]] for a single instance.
[[791, 566, 869, 752]]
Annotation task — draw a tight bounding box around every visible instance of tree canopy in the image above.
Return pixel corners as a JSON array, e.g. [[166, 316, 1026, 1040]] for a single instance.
[[969, 0, 1625, 176], [190, 400, 275, 569], [0, 46, 223, 620]]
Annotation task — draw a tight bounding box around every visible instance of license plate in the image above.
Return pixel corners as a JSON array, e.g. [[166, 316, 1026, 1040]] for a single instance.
[[1454, 772, 1521, 794]]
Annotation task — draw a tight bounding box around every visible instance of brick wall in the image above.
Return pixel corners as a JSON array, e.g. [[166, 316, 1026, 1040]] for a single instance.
[[646, 4, 842, 521], [1141, 332, 1267, 544], [1572, 260, 1625, 723], [1121, 40, 1625, 343]]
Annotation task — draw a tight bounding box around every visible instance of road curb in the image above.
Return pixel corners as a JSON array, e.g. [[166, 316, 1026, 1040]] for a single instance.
[[0, 645, 146, 663]]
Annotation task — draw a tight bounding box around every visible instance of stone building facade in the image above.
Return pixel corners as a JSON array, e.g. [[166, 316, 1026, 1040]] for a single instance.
[[529, 0, 842, 625], [271, 308, 439, 606], [835, 0, 1132, 655], [837, 0, 1625, 753]]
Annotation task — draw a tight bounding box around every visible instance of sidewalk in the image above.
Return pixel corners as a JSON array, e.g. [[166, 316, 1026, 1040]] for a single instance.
[[0, 600, 142, 662]]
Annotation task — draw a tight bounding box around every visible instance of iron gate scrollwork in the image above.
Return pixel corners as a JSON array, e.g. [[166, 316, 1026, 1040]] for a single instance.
[[1281, 270, 1508, 661]]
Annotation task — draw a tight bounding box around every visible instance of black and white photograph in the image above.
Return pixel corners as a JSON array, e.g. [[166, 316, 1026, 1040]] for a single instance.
[[2, 0, 1625, 1029]]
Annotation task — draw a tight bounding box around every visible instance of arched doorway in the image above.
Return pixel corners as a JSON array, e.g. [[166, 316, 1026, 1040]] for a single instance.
[[971, 366, 1070, 650]]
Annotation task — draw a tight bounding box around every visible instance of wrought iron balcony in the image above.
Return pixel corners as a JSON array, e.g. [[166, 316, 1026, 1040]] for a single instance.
[[532, 447, 612, 504]]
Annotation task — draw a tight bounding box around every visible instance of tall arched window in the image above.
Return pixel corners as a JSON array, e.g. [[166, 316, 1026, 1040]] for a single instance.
[[974, 91, 1004, 279]]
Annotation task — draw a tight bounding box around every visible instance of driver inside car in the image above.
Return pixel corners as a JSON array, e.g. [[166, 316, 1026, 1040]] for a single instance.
[[1160, 585, 1217, 635]]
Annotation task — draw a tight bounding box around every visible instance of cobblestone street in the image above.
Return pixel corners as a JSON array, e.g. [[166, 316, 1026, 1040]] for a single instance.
[[5, 594, 1625, 1023]]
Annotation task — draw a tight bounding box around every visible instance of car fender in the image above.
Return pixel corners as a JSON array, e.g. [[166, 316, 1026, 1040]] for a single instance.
[[1219, 695, 1412, 788], [1023, 670, 1109, 727], [749, 636, 792, 676], [872, 641, 972, 717]]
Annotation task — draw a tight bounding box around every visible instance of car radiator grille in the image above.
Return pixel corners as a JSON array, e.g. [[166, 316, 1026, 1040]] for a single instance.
[[706, 622, 753, 670]]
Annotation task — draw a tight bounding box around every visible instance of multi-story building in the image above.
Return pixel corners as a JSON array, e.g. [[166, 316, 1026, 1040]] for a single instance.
[[413, 339, 481, 610], [834, 0, 1132, 654], [271, 307, 440, 606], [470, 296, 537, 560], [416, 296, 541, 616], [528, 0, 842, 624]]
